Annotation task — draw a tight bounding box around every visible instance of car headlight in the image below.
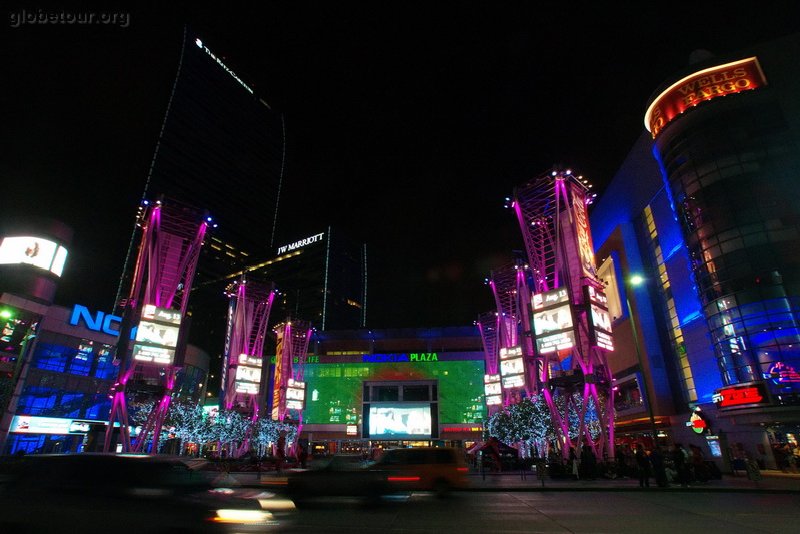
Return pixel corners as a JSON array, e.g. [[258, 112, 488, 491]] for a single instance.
[[212, 509, 275, 524]]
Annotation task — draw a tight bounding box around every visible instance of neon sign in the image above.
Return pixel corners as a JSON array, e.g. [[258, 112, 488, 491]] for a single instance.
[[645, 57, 767, 138], [713, 383, 768, 408], [766, 362, 800, 384], [685, 409, 708, 434], [571, 184, 596, 279], [69, 304, 136, 339]]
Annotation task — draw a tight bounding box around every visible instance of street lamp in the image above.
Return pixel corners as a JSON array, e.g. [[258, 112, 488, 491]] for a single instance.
[[625, 274, 660, 447]]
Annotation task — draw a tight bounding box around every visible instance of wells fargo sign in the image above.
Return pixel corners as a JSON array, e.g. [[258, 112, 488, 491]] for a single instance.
[[644, 57, 767, 138]]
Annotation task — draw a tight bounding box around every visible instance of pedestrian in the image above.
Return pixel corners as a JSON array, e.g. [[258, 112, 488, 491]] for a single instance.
[[689, 444, 708, 483], [297, 444, 308, 469], [650, 446, 669, 487], [580, 444, 597, 480], [569, 446, 579, 480], [671, 443, 689, 487], [634, 443, 651, 488]]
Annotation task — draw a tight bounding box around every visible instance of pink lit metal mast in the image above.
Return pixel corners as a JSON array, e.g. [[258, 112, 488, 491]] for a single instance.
[[271, 319, 312, 425], [487, 260, 537, 402], [105, 198, 208, 453], [221, 277, 275, 457], [510, 169, 614, 460]]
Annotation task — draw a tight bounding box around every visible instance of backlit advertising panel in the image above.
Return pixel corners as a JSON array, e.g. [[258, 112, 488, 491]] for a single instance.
[[533, 287, 576, 356], [535, 330, 577, 354], [500, 357, 524, 377], [10, 416, 110, 435], [235, 357, 262, 395], [0, 235, 68, 276], [532, 288, 569, 311], [645, 57, 767, 138], [484, 374, 501, 406], [235, 365, 261, 383], [133, 305, 182, 366], [533, 304, 573, 336], [286, 378, 306, 410], [501, 373, 525, 388], [135, 320, 180, 348], [132, 344, 175, 365]]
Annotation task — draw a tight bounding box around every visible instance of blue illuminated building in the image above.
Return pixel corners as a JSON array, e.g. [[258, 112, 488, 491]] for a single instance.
[[591, 33, 800, 468]]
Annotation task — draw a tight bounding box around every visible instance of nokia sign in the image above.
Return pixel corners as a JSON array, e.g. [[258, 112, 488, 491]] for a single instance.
[[69, 304, 136, 339]]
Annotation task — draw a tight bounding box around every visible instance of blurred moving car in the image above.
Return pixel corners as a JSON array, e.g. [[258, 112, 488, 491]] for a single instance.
[[285, 447, 470, 505], [372, 447, 469, 496], [0, 453, 292, 533], [286, 454, 388, 506]]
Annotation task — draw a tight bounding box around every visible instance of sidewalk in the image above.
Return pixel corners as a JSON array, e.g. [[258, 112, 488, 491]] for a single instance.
[[465, 468, 800, 492], [206, 467, 800, 493]]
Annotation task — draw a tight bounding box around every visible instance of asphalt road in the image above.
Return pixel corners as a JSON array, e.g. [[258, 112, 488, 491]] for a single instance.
[[277, 490, 800, 533]]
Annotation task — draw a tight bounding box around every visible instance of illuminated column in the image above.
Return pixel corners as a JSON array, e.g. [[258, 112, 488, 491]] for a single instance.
[[510, 169, 614, 459], [271, 319, 311, 424], [221, 278, 275, 414], [106, 198, 208, 454]]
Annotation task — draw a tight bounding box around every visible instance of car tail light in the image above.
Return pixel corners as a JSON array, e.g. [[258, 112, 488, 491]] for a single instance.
[[388, 476, 420, 482]]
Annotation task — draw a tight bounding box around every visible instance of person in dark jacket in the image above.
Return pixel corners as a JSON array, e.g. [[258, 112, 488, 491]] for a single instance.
[[634, 443, 651, 488], [650, 446, 669, 487]]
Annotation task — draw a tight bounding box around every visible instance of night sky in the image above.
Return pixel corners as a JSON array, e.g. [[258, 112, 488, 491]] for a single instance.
[[4, 3, 798, 329]]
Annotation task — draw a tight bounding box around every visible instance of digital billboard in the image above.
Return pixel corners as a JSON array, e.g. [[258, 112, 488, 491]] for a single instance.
[[532, 287, 576, 356], [133, 306, 182, 366], [234, 354, 263, 395], [533, 304, 573, 336], [286, 378, 306, 410], [367, 404, 432, 438], [132, 344, 174, 365], [135, 321, 180, 348], [535, 330, 577, 354], [300, 359, 485, 425], [484, 374, 501, 406], [0, 235, 68, 276]]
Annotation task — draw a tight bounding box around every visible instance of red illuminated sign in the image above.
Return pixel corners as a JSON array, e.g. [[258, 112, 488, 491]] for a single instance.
[[713, 384, 768, 408], [645, 57, 767, 138], [570, 184, 596, 279]]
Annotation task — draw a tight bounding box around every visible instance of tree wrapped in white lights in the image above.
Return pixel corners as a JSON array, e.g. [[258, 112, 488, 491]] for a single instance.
[[251, 418, 298, 457], [486, 395, 555, 457]]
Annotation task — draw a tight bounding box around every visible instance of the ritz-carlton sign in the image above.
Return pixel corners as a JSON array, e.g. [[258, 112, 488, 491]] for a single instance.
[[276, 232, 325, 255]]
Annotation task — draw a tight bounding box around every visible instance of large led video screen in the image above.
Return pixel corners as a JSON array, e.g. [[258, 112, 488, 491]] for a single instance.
[[135, 320, 180, 348], [368, 404, 432, 438], [298, 359, 485, 425], [533, 304, 573, 336], [0, 236, 67, 276]]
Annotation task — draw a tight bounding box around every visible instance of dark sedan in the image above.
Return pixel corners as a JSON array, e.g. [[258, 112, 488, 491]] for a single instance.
[[286, 455, 390, 506]]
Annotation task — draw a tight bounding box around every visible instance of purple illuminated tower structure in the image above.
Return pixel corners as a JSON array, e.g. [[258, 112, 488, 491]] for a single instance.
[[509, 169, 614, 459], [105, 198, 208, 453], [271, 319, 312, 445], [486, 261, 536, 403], [221, 278, 275, 414]]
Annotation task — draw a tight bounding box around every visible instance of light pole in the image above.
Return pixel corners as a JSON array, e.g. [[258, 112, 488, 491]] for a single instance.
[[625, 274, 660, 447]]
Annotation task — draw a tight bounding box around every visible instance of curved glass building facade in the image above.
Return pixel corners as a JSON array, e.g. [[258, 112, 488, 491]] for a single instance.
[[647, 35, 800, 405]]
